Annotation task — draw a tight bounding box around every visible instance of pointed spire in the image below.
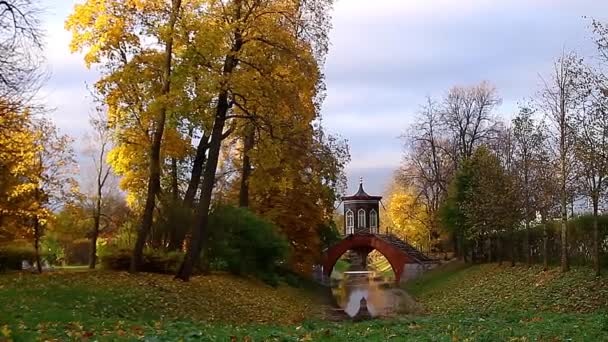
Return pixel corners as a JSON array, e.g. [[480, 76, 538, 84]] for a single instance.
[[341, 176, 382, 201], [355, 177, 367, 197]]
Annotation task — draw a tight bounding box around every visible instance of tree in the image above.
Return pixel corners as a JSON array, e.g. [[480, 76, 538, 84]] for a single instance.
[[400, 97, 453, 254], [570, 62, 608, 276], [67, 0, 185, 272], [384, 182, 430, 251], [512, 106, 546, 266], [81, 112, 114, 269], [440, 81, 501, 164], [440, 147, 518, 263], [538, 53, 580, 273], [177, 0, 334, 281], [0, 0, 44, 114], [30, 119, 78, 272], [0, 107, 38, 241]]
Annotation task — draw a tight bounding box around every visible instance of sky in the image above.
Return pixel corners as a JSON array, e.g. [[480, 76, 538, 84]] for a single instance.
[[40, 0, 608, 196]]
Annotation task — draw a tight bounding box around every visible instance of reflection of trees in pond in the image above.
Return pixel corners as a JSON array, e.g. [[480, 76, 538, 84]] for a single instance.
[[331, 271, 424, 317], [332, 272, 391, 317]]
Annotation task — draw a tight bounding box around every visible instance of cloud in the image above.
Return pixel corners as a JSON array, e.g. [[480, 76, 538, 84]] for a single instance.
[[37, 0, 608, 196], [321, 0, 608, 194]]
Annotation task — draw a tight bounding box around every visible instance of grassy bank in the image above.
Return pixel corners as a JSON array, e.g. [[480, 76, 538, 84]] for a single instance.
[[2, 264, 608, 341], [0, 270, 322, 340]]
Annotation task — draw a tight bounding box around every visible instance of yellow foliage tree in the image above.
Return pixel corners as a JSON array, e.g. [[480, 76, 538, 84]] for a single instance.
[[384, 181, 431, 251]]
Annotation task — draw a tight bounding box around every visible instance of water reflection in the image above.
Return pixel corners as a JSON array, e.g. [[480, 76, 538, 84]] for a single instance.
[[331, 271, 395, 317]]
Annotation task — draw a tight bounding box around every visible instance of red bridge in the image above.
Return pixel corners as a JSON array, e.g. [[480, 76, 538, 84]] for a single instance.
[[321, 233, 435, 282], [320, 180, 436, 282]]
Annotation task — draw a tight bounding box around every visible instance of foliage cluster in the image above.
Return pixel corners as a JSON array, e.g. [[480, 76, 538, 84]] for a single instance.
[[207, 205, 289, 284], [100, 248, 184, 274], [0, 244, 48, 271]]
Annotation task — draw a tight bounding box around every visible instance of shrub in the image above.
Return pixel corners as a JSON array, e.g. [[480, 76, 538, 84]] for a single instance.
[[41, 237, 65, 266], [0, 244, 48, 271], [64, 238, 90, 265], [100, 247, 183, 274], [207, 205, 289, 283]]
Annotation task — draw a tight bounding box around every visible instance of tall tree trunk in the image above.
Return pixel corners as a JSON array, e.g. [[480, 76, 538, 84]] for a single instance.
[[89, 169, 104, 269], [239, 125, 254, 208], [453, 233, 460, 260], [593, 197, 600, 276], [560, 192, 569, 272], [510, 231, 515, 267], [488, 236, 493, 263], [89, 205, 101, 269], [176, 93, 229, 280], [559, 101, 569, 272], [461, 236, 468, 263], [542, 214, 548, 271], [176, 11, 244, 281], [131, 0, 181, 273], [183, 134, 209, 208], [525, 220, 531, 266], [33, 217, 42, 273], [171, 157, 179, 200], [497, 235, 503, 266]]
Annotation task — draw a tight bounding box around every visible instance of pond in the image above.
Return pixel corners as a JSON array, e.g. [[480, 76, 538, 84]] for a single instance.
[[331, 270, 411, 317]]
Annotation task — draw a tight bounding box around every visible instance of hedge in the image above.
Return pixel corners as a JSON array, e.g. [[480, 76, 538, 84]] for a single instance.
[[100, 248, 183, 274]]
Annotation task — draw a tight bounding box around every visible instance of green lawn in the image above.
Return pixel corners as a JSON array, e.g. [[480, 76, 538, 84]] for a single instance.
[[1, 264, 608, 341]]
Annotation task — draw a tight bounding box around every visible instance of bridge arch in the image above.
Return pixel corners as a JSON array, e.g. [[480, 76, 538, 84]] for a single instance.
[[321, 234, 413, 282]]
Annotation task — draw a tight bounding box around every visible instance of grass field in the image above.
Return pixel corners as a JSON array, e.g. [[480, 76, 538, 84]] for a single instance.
[[1, 264, 608, 341]]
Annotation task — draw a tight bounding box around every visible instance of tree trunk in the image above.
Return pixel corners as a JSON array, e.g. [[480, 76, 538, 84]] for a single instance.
[[560, 197, 569, 272], [89, 178, 103, 269], [238, 125, 254, 208], [183, 134, 209, 208], [131, 0, 181, 273], [497, 235, 503, 266], [488, 236, 493, 263], [593, 197, 600, 276], [176, 13, 244, 281], [453, 233, 459, 259], [542, 214, 548, 271], [89, 212, 100, 269], [510, 233, 515, 267], [525, 220, 531, 266], [461, 235, 468, 263], [33, 217, 42, 273], [171, 157, 179, 200], [176, 93, 229, 280]]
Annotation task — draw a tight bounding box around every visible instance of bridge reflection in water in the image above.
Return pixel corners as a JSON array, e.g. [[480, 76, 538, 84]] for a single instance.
[[331, 271, 396, 317]]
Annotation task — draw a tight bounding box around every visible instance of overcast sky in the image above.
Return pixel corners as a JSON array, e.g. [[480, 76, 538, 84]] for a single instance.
[[40, 0, 608, 196]]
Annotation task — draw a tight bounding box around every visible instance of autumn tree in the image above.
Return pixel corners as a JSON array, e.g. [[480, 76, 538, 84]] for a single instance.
[[512, 106, 546, 266], [400, 98, 453, 252], [440, 81, 501, 164], [67, 0, 186, 271], [383, 182, 430, 251], [0, 0, 44, 114], [81, 112, 115, 269], [0, 107, 38, 241], [440, 146, 518, 263], [177, 0, 334, 281], [570, 61, 608, 276], [29, 119, 78, 272], [538, 53, 580, 273]]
